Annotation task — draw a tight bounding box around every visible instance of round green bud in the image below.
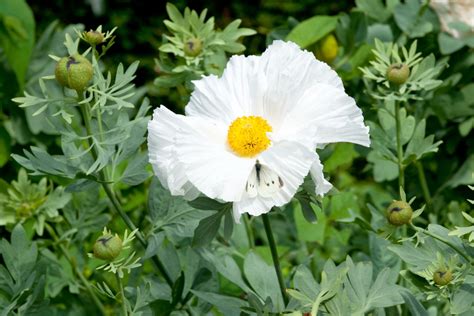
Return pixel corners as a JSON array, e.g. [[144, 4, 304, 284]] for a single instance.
[[84, 30, 105, 45], [386, 63, 410, 85], [55, 54, 93, 92], [93, 234, 123, 261], [387, 200, 413, 226], [433, 269, 453, 286], [183, 38, 203, 57]]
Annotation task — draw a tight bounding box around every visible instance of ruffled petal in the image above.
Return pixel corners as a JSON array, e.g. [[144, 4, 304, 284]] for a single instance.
[[232, 141, 315, 222], [185, 55, 265, 125], [175, 116, 255, 202], [310, 154, 333, 196], [147, 106, 197, 199], [275, 83, 370, 148]]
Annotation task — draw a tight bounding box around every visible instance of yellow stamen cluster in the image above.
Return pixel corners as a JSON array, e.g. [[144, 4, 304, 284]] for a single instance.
[[227, 116, 272, 157]]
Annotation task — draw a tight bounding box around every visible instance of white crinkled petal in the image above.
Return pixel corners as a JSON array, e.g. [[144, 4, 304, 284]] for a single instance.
[[148, 106, 198, 199], [232, 141, 315, 222], [275, 83, 370, 148], [175, 116, 255, 202], [185, 55, 264, 125], [310, 153, 333, 196]]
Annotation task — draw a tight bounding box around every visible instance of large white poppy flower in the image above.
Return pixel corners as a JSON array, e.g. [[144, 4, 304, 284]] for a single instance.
[[148, 40, 370, 222]]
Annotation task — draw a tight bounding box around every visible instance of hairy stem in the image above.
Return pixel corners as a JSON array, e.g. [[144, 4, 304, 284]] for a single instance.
[[262, 213, 289, 306], [415, 161, 432, 208], [116, 274, 127, 316], [45, 224, 106, 314]]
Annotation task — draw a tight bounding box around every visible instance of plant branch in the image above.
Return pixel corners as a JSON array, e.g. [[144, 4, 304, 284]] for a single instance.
[[116, 273, 127, 316], [395, 101, 405, 190], [262, 213, 289, 306], [415, 161, 432, 208]]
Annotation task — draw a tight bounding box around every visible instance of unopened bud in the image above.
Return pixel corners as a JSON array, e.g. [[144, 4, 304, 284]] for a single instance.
[[433, 269, 453, 286], [93, 234, 123, 261], [387, 63, 410, 85], [183, 38, 203, 57], [84, 30, 105, 45], [55, 54, 93, 92], [387, 200, 413, 226]]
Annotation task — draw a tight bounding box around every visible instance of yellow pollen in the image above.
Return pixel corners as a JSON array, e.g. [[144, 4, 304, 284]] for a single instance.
[[227, 116, 272, 157]]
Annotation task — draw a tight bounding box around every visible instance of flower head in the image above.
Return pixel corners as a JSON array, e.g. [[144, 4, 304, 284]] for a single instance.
[[148, 40, 370, 222]]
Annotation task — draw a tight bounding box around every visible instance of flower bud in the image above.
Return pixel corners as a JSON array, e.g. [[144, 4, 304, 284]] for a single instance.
[[386, 63, 410, 85], [387, 200, 413, 226], [183, 38, 203, 57], [84, 30, 105, 45], [55, 54, 93, 92], [93, 234, 123, 261], [433, 269, 453, 286], [314, 34, 339, 64]]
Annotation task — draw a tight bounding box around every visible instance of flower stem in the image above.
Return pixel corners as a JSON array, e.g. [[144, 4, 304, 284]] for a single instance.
[[78, 97, 173, 287], [45, 224, 106, 315], [262, 213, 288, 306], [394, 101, 405, 190], [116, 273, 127, 316], [415, 161, 432, 208], [243, 214, 255, 249]]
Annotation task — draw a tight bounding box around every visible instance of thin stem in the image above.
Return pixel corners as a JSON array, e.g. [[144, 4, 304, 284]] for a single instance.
[[45, 224, 106, 314], [411, 224, 471, 263], [395, 101, 405, 190], [243, 214, 255, 249], [262, 213, 289, 306], [116, 274, 127, 316], [79, 97, 173, 287], [415, 161, 432, 207], [102, 183, 173, 286]]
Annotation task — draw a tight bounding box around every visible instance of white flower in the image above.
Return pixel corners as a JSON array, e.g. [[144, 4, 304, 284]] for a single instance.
[[148, 40, 370, 222]]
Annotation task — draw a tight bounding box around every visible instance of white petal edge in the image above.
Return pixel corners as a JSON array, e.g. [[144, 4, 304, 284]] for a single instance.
[[232, 141, 316, 222], [148, 106, 197, 199], [275, 83, 370, 149], [310, 153, 333, 196], [185, 55, 264, 125]]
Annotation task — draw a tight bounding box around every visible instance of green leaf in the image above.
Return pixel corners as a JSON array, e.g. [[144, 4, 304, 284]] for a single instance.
[[294, 201, 326, 243], [355, 0, 398, 22], [0, 126, 11, 167], [171, 272, 185, 306], [446, 155, 474, 188], [0, 0, 35, 88], [188, 196, 228, 211], [120, 152, 151, 186], [451, 284, 474, 314], [286, 15, 338, 48], [192, 290, 247, 316], [243, 251, 284, 311], [192, 207, 228, 247], [438, 32, 465, 55], [394, 0, 433, 38], [400, 290, 428, 316]]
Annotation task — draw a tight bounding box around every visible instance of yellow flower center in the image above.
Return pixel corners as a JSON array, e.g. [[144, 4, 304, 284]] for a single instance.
[[227, 116, 272, 157]]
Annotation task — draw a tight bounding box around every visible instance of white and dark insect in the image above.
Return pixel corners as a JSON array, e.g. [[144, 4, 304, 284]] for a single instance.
[[245, 160, 284, 198]]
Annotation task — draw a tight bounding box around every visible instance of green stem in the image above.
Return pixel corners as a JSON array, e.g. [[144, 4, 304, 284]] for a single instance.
[[415, 161, 432, 207], [411, 224, 471, 263], [262, 213, 289, 306], [243, 215, 255, 249], [79, 97, 173, 287], [116, 274, 127, 316], [395, 101, 405, 190], [45, 224, 106, 314]]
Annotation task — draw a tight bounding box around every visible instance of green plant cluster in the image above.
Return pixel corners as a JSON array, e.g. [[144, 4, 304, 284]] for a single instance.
[[0, 0, 473, 315]]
